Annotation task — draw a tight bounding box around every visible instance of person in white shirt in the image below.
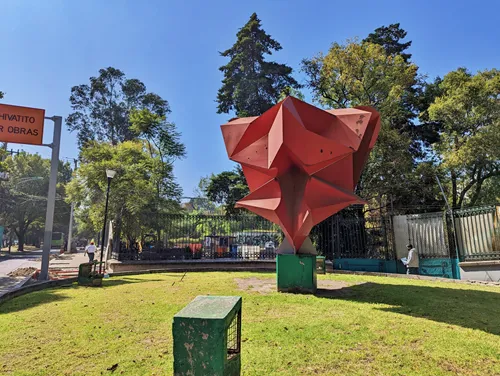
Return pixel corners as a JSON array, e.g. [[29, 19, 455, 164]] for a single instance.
[[404, 244, 419, 275], [85, 241, 97, 263]]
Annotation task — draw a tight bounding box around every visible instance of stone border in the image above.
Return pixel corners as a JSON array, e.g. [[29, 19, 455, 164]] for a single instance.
[[332, 269, 500, 286], [107, 259, 277, 274], [0, 277, 77, 305], [459, 260, 500, 267]]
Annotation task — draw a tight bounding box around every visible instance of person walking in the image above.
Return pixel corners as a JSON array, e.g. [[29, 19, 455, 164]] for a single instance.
[[404, 244, 419, 275], [84, 241, 96, 263]]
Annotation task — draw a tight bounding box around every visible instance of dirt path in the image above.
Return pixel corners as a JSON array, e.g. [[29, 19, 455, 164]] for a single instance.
[[235, 277, 358, 296]]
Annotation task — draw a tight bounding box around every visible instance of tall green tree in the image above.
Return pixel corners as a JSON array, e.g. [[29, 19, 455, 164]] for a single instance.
[[67, 67, 185, 159], [301, 39, 434, 210], [205, 166, 249, 215], [363, 23, 412, 61], [211, 13, 300, 214], [216, 12, 301, 117], [67, 67, 185, 244], [66, 141, 182, 247], [427, 68, 500, 208], [0, 153, 71, 251]]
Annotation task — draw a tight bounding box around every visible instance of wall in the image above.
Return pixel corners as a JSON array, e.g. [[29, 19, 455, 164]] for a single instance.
[[459, 261, 500, 282], [334, 259, 399, 274]]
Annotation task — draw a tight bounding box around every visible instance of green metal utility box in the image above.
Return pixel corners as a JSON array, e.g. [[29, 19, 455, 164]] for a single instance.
[[173, 295, 242, 376], [276, 253, 317, 293], [77, 262, 103, 287]]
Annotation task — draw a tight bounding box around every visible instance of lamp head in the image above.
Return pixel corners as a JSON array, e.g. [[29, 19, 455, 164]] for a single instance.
[[106, 169, 117, 179]]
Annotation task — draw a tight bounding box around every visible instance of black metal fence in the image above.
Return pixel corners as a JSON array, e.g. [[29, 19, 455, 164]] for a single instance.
[[113, 214, 283, 261], [312, 212, 394, 260], [112, 209, 395, 262]]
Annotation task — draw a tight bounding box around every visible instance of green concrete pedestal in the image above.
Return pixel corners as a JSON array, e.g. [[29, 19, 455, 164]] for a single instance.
[[276, 253, 317, 293], [173, 296, 242, 376]]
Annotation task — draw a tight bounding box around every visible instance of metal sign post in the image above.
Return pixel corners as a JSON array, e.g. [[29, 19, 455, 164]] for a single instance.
[[0, 103, 61, 280], [39, 116, 62, 280]]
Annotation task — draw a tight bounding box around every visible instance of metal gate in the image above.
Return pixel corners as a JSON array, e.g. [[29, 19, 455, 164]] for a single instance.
[[454, 205, 500, 261]]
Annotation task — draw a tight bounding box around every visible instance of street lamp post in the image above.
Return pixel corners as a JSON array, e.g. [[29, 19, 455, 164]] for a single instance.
[[99, 169, 116, 274]]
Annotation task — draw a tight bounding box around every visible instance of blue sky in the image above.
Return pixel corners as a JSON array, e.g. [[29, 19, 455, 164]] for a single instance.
[[1, 0, 499, 196]]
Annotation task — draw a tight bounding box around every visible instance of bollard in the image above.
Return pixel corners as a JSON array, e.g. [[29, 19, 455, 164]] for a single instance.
[[173, 296, 242, 376]]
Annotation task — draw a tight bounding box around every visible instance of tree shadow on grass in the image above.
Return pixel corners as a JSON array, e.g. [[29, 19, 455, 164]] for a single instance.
[[0, 289, 69, 315], [0, 277, 167, 314], [315, 282, 500, 335]]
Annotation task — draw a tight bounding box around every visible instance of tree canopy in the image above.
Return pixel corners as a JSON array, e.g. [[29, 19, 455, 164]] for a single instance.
[[427, 68, 500, 207], [204, 166, 249, 216], [363, 23, 412, 62], [67, 67, 185, 161], [66, 67, 186, 245], [0, 153, 72, 251], [66, 141, 182, 244], [301, 38, 443, 211], [216, 13, 301, 117]]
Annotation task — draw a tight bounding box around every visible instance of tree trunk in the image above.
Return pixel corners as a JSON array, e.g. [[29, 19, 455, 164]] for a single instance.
[[112, 210, 123, 255], [17, 230, 25, 252], [451, 170, 458, 209], [469, 179, 484, 207]]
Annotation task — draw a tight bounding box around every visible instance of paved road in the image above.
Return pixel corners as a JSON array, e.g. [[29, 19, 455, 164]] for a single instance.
[[0, 249, 85, 298]]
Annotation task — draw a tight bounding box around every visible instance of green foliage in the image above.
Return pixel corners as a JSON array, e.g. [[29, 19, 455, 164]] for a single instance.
[[67, 67, 186, 243], [66, 141, 182, 243], [302, 38, 443, 210], [0, 153, 71, 250], [427, 68, 500, 207], [302, 39, 418, 115], [216, 13, 301, 117], [67, 67, 185, 158], [277, 86, 305, 102], [205, 166, 249, 215], [363, 23, 412, 61]]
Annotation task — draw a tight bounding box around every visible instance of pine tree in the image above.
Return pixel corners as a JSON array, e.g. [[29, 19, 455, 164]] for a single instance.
[[363, 23, 412, 62], [216, 13, 300, 117]]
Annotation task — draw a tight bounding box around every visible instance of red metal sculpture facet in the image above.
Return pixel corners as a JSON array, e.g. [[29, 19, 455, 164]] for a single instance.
[[221, 97, 380, 252]]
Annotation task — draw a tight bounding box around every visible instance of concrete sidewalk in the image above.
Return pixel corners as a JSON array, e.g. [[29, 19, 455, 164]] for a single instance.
[[47, 251, 90, 278], [0, 250, 101, 298], [0, 258, 41, 297]]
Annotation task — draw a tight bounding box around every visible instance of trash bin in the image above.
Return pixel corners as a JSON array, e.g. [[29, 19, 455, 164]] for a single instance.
[[230, 244, 238, 258], [316, 256, 326, 274], [77, 262, 103, 287], [173, 295, 242, 376]]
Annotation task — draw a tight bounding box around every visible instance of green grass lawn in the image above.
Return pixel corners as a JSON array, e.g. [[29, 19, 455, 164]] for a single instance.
[[0, 272, 499, 376]]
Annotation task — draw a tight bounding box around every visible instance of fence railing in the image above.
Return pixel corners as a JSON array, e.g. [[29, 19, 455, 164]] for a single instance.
[[406, 211, 451, 259], [112, 210, 394, 262], [113, 214, 283, 261], [111, 204, 500, 263], [454, 205, 500, 261], [312, 214, 393, 260]]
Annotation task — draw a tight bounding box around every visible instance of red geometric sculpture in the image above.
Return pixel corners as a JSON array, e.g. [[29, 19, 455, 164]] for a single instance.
[[221, 97, 380, 252]]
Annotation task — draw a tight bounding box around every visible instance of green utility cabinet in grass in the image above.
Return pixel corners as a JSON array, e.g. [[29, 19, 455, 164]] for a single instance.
[[173, 296, 242, 376], [77, 262, 103, 287]]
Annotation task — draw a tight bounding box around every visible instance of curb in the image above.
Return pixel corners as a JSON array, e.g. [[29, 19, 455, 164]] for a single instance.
[[109, 266, 276, 277], [0, 277, 77, 305], [331, 269, 500, 286]]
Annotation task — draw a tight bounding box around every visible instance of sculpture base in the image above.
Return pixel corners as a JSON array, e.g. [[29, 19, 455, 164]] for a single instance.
[[276, 253, 317, 294]]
